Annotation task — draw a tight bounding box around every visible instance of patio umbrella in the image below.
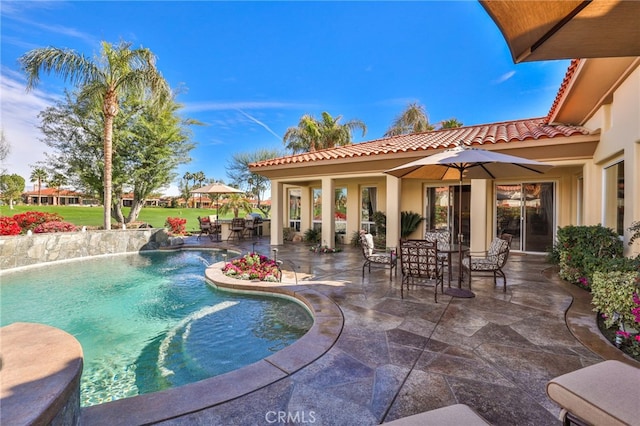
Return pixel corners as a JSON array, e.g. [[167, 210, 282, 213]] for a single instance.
[[480, 0, 640, 63], [385, 141, 553, 297], [190, 183, 243, 216]]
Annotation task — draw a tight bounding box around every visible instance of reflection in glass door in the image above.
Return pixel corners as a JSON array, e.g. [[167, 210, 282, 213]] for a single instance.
[[496, 182, 555, 252], [425, 185, 470, 244]]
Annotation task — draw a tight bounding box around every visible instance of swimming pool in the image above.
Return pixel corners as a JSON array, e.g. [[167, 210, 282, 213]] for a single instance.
[[0, 250, 313, 407]]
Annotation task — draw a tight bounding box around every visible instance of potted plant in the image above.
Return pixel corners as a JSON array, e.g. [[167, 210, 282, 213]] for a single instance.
[[401, 211, 424, 239]]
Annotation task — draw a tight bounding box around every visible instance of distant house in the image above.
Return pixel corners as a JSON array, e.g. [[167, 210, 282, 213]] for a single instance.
[[22, 187, 99, 206], [120, 193, 171, 208]]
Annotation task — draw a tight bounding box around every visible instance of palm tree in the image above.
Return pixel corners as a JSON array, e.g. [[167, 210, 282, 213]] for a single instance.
[[283, 114, 321, 153], [218, 193, 252, 218], [283, 112, 366, 154], [19, 41, 170, 230], [29, 167, 48, 206], [440, 118, 464, 129], [48, 173, 67, 205], [384, 102, 434, 137], [317, 112, 367, 150], [193, 171, 206, 207]]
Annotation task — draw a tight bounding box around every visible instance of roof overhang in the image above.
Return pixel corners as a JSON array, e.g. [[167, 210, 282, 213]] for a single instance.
[[480, 0, 640, 63], [549, 57, 640, 125]]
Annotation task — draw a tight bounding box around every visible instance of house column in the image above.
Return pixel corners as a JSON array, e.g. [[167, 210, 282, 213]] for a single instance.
[[470, 179, 490, 254], [386, 174, 401, 249], [321, 177, 336, 248], [581, 160, 601, 226], [270, 180, 284, 246]]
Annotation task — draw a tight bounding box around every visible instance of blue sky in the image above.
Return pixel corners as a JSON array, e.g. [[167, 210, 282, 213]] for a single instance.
[[0, 1, 570, 195]]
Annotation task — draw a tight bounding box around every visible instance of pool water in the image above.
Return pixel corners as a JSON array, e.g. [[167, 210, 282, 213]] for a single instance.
[[0, 250, 313, 407]]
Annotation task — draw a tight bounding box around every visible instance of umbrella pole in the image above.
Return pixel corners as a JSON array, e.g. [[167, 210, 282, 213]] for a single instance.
[[445, 168, 475, 298]]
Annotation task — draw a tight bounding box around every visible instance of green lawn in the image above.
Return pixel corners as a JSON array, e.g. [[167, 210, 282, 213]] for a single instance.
[[0, 205, 256, 231]]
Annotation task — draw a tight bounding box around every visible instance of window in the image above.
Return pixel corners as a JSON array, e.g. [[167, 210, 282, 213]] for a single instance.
[[604, 161, 624, 235], [312, 188, 322, 231], [288, 189, 301, 232], [335, 188, 347, 234], [361, 187, 377, 233]]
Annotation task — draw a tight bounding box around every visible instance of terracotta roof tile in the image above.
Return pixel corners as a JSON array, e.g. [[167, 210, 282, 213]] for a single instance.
[[251, 118, 589, 168], [546, 59, 581, 123]]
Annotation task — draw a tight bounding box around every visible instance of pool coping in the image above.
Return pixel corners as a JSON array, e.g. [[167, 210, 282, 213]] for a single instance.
[[81, 260, 344, 425]]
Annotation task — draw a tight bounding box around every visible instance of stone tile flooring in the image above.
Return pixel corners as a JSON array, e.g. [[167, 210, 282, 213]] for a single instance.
[[154, 237, 636, 425]]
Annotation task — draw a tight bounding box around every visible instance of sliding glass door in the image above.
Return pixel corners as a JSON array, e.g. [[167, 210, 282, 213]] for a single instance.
[[496, 182, 555, 252]]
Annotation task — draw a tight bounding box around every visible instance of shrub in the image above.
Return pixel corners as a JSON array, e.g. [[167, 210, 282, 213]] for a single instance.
[[555, 225, 623, 288], [592, 271, 640, 328], [33, 221, 77, 233], [222, 253, 281, 282], [401, 211, 424, 239], [0, 216, 21, 235], [303, 227, 321, 244], [165, 217, 187, 235], [12, 211, 63, 233]]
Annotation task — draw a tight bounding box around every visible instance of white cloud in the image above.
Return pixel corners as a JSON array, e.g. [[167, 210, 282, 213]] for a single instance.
[[493, 71, 516, 84], [0, 69, 55, 182]]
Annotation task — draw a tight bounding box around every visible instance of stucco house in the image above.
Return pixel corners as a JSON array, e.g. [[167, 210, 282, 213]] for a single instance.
[[250, 4, 639, 258]]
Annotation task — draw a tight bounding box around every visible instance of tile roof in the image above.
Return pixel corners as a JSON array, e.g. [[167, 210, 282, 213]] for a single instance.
[[546, 59, 581, 123], [22, 188, 83, 196], [251, 117, 589, 168]]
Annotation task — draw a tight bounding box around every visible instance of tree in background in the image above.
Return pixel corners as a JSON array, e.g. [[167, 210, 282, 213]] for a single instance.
[[384, 102, 434, 137], [226, 148, 282, 216], [29, 167, 48, 206], [0, 174, 25, 209], [47, 173, 67, 205], [181, 172, 193, 207], [283, 112, 366, 154], [218, 193, 252, 218], [20, 40, 171, 230], [0, 130, 9, 175], [192, 171, 206, 207], [37, 90, 195, 223], [439, 118, 464, 129]]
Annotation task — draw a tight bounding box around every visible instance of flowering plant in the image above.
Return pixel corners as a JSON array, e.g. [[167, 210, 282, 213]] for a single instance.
[[0, 216, 21, 235], [165, 217, 187, 235], [223, 253, 281, 282], [614, 292, 640, 358], [33, 221, 77, 233], [12, 211, 63, 233], [310, 245, 342, 254]]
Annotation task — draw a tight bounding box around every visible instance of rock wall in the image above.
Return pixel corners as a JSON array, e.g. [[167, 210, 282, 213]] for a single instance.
[[0, 229, 179, 271]]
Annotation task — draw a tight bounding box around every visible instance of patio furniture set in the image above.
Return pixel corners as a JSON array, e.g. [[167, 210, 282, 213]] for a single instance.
[[358, 231, 512, 301], [197, 216, 263, 242]]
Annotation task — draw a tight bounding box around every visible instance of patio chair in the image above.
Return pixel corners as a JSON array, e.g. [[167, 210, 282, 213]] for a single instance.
[[243, 217, 262, 239], [462, 237, 510, 292], [197, 216, 212, 240], [424, 229, 451, 263], [399, 239, 444, 302], [227, 217, 246, 241], [358, 231, 397, 281]]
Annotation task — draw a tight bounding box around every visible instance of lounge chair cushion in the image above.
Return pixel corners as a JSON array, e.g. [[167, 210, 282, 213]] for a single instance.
[[364, 233, 375, 256], [546, 360, 640, 426], [383, 404, 490, 425]]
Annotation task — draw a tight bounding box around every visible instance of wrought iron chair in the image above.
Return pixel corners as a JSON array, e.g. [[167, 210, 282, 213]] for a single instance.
[[358, 232, 397, 281], [399, 239, 444, 302], [462, 237, 510, 292], [197, 216, 212, 240], [227, 217, 246, 241]]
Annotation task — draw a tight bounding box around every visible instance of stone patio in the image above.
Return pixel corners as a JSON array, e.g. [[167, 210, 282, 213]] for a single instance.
[[92, 236, 639, 425]]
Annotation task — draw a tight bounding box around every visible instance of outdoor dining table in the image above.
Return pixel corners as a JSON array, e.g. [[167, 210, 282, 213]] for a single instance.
[[437, 243, 473, 298]]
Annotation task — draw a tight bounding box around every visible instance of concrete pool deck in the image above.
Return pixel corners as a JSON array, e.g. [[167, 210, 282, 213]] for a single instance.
[[83, 237, 637, 425]]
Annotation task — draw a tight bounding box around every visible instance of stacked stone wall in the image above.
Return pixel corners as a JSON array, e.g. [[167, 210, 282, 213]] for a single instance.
[[0, 229, 173, 271]]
